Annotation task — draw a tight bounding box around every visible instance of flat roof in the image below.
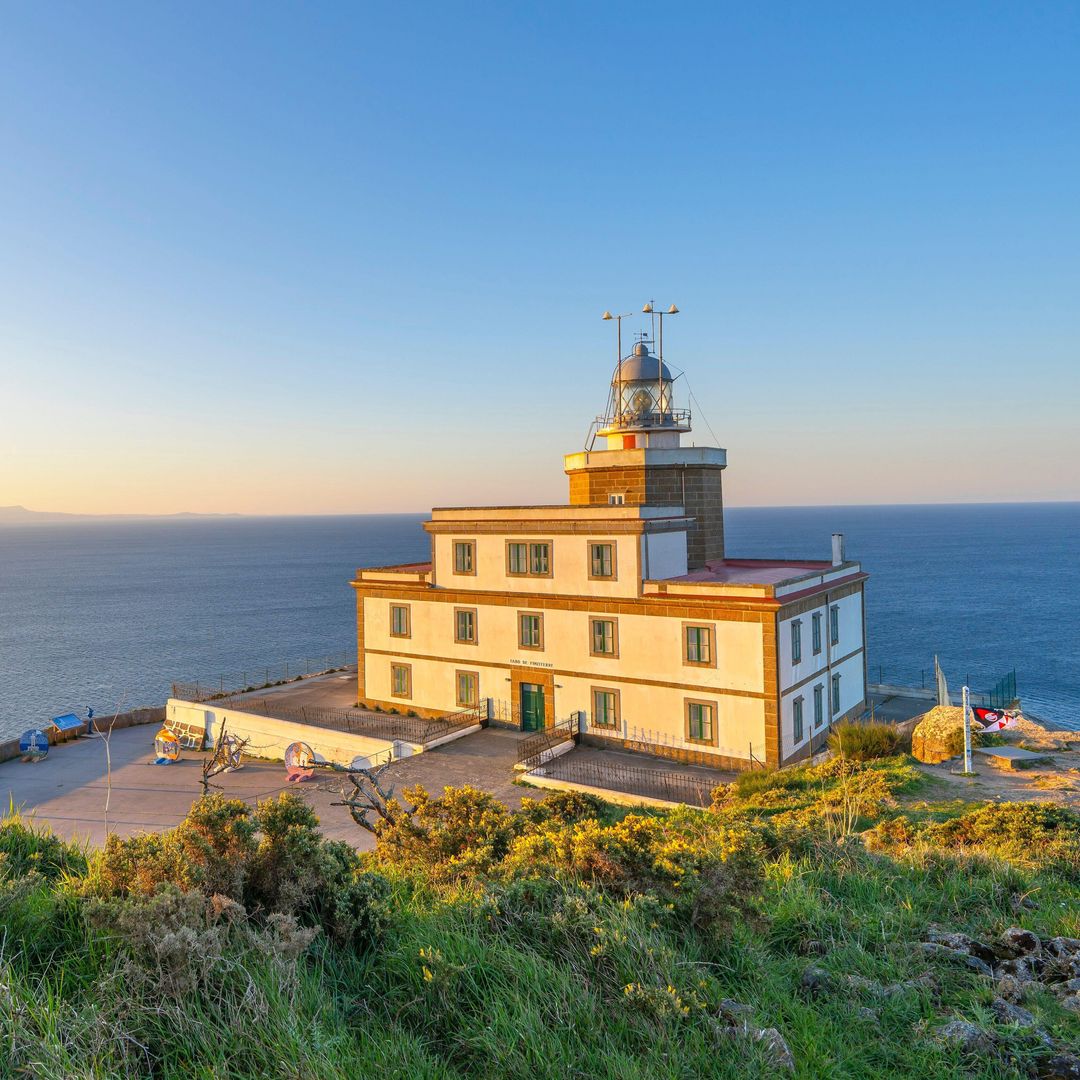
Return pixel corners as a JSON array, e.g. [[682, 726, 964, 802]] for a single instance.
[[429, 504, 685, 521], [664, 559, 836, 586]]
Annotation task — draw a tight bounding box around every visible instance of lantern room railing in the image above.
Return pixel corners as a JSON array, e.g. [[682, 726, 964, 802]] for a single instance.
[[596, 406, 691, 431]]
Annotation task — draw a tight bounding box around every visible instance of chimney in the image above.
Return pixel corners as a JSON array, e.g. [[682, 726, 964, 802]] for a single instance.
[[831, 533, 845, 566]]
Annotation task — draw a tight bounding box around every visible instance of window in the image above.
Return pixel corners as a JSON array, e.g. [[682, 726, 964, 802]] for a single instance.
[[590, 617, 617, 657], [814, 683, 824, 727], [455, 670, 478, 707], [830, 604, 840, 647], [684, 624, 714, 666], [608, 493, 625, 505], [390, 663, 411, 698], [453, 540, 475, 575], [812, 612, 822, 655], [518, 612, 543, 649], [791, 620, 802, 664], [507, 542, 528, 575], [591, 687, 620, 728], [390, 604, 410, 638], [589, 542, 615, 579], [505, 540, 551, 577], [529, 542, 550, 575], [831, 673, 841, 715], [454, 607, 477, 644], [685, 700, 716, 745], [793, 696, 805, 744]]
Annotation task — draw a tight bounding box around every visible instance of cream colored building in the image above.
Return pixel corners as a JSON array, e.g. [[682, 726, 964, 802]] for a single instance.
[[352, 329, 867, 769]]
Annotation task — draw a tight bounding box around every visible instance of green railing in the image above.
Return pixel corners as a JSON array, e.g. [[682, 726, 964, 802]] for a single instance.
[[987, 669, 1018, 710]]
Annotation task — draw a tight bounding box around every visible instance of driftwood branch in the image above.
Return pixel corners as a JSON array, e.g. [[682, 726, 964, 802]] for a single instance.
[[327, 763, 397, 833]]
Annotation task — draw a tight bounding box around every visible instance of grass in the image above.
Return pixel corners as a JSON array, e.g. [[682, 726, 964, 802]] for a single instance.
[[1, 763, 1078, 1079]]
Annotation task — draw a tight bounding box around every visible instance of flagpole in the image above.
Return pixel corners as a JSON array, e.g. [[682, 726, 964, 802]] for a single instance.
[[962, 684, 972, 773]]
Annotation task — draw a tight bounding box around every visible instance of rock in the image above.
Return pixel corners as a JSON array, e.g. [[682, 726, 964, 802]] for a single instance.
[[841, 973, 882, 994], [800, 939, 827, 956], [883, 973, 940, 998], [1046, 937, 1080, 959], [996, 927, 1042, 960], [925, 930, 998, 968], [1063, 978, 1080, 993], [1037, 1054, 1080, 1080], [1043, 956, 1080, 984], [995, 974, 1028, 1003], [856, 1006, 880, 1022], [716, 999, 754, 1025], [1060, 994, 1080, 1016], [921, 941, 995, 977], [800, 965, 833, 997], [754, 1028, 795, 1073], [990, 997, 1037, 1027], [997, 956, 1040, 981], [935, 1019, 997, 1054]]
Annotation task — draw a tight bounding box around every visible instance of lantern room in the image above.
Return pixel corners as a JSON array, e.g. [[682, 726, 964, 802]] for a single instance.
[[595, 339, 691, 450]]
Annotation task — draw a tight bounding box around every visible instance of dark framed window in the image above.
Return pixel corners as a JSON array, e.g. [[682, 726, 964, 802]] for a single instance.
[[831, 673, 842, 715], [390, 604, 410, 638], [684, 624, 714, 666], [390, 663, 411, 698], [454, 607, 477, 644], [453, 540, 475, 575], [813, 683, 824, 727], [518, 612, 543, 649], [793, 696, 804, 744], [507, 542, 528, 575], [791, 620, 802, 664], [590, 617, 617, 657], [591, 687, 620, 728], [589, 542, 615, 579], [812, 612, 822, 655], [685, 699, 717, 745], [455, 670, 478, 707], [830, 604, 840, 647], [529, 542, 550, 575]]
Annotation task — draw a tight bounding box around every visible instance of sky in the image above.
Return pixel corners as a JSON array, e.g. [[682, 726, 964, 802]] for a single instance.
[[1, 2, 1078, 515]]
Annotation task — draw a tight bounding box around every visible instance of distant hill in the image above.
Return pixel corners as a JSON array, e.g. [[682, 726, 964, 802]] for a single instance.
[[0, 504, 242, 525]]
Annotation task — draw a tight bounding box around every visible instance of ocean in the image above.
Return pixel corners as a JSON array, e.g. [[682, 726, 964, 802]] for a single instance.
[[1, 504, 1077, 738]]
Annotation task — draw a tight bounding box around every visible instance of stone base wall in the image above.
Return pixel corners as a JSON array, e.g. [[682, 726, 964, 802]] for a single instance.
[[566, 462, 725, 569], [579, 731, 749, 772]]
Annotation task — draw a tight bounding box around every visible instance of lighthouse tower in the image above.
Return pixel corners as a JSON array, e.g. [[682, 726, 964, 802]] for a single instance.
[[564, 309, 727, 570]]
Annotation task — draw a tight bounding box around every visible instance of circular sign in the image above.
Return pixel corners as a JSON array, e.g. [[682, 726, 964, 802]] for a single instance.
[[154, 727, 181, 762], [19, 729, 49, 760], [285, 741, 314, 769]]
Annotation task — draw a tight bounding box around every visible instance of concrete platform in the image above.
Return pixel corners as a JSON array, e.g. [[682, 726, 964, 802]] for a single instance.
[[974, 745, 1053, 770]]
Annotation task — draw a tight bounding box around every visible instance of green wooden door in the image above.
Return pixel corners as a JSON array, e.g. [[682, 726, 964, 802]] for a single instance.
[[520, 683, 545, 732]]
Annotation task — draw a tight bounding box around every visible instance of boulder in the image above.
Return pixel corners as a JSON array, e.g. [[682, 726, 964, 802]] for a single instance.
[[911, 707, 980, 764], [921, 941, 995, 977], [935, 1019, 996, 1054], [1037, 1055, 1080, 1080], [800, 965, 833, 997], [755, 1028, 795, 1073], [996, 927, 1042, 960], [990, 998, 1037, 1027]]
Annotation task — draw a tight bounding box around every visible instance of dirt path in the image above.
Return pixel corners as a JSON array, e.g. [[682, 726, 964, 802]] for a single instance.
[[913, 745, 1080, 809]]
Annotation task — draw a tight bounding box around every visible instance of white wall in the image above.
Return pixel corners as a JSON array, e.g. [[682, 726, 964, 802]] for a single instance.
[[364, 598, 767, 762], [166, 698, 408, 769], [640, 529, 688, 580], [777, 590, 864, 693], [432, 531, 688, 597]]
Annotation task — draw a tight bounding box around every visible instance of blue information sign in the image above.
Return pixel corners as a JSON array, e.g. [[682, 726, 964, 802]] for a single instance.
[[19, 729, 49, 760]]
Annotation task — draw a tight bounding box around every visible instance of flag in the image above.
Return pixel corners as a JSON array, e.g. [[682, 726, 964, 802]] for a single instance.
[[973, 706, 1015, 731]]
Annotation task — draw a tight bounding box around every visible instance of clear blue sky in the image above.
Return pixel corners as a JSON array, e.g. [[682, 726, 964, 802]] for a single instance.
[[1, 2, 1077, 513]]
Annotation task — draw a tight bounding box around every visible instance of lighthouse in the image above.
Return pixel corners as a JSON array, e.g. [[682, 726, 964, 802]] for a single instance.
[[564, 308, 727, 570]]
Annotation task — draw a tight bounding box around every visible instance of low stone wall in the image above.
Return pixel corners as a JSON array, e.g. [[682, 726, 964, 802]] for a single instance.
[[166, 699, 410, 769], [0, 706, 165, 766], [521, 770, 683, 809]]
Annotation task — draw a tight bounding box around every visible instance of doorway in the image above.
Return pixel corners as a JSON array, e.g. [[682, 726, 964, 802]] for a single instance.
[[520, 682, 546, 732]]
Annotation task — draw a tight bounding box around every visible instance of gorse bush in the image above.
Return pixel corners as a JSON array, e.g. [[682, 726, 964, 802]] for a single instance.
[[89, 792, 389, 951], [3, 763, 1080, 1078], [827, 720, 902, 761]]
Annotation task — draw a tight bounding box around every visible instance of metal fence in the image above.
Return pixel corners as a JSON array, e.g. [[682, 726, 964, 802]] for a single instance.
[[532, 757, 717, 808], [210, 695, 485, 748], [988, 670, 1018, 710], [172, 652, 355, 703], [517, 714, 580, 769]]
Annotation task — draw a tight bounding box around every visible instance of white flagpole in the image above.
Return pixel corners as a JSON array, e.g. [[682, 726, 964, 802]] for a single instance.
[[962, 684, 972, 773]]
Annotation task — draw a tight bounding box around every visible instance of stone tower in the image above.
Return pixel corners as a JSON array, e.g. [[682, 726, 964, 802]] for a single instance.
[[564, 333, 726, 570]]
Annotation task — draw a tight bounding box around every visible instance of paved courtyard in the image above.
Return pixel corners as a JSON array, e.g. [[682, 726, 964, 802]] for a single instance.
[[0, 720, 531, 850]]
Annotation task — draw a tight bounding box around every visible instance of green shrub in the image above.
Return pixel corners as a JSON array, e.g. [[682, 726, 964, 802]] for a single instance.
[[827, 720, 901, 761], [518, 790, 608, 827], [375, 784, 519, 878], [0, 814, 87, 880]]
